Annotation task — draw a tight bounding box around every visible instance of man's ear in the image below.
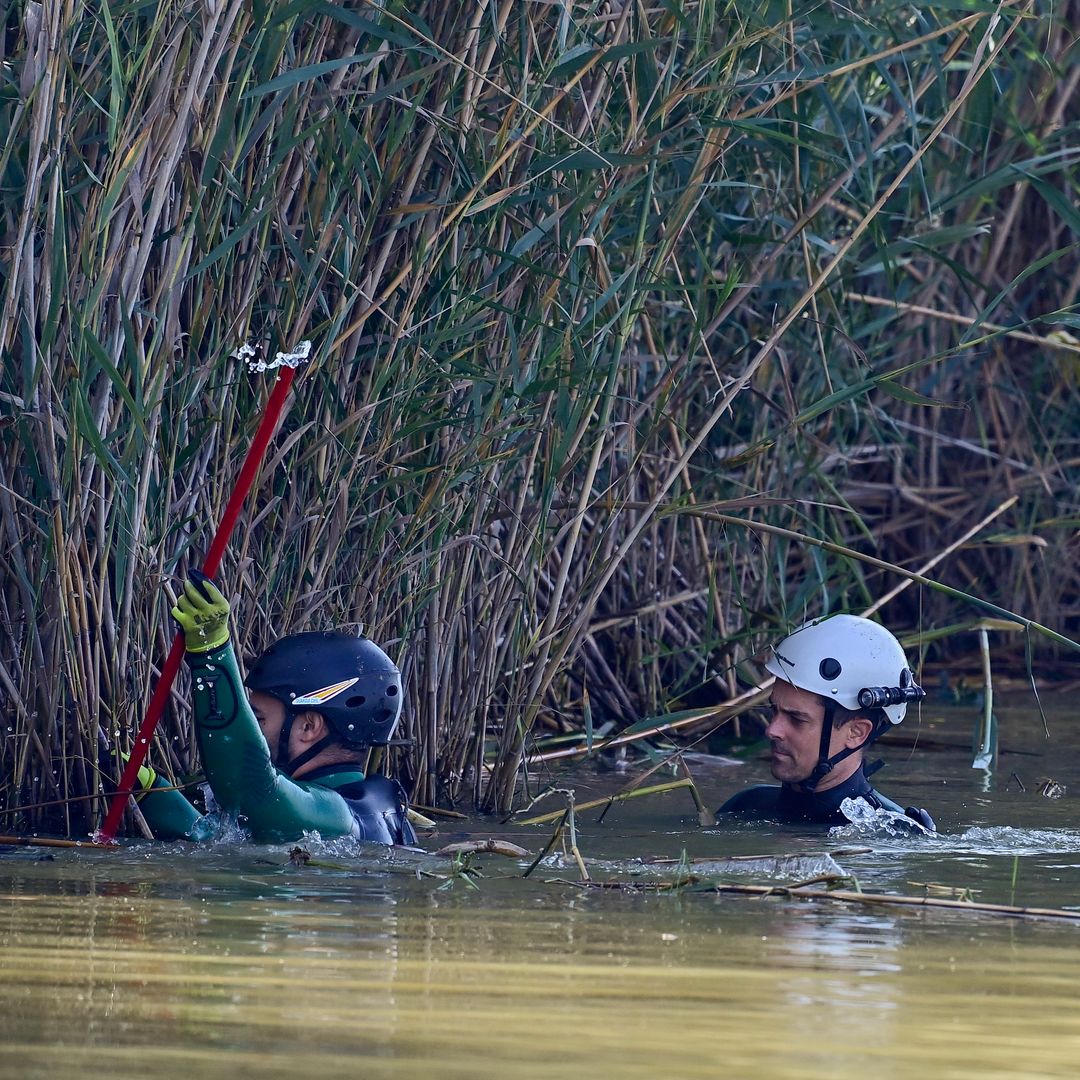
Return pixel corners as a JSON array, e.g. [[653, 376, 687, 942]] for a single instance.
[[293, 710, 329, 744], [844, 714, 875, 748]]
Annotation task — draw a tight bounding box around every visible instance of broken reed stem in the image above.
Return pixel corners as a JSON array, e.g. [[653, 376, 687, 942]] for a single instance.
[[566, 799, 589, 882], [515, 778, 703, 826], [0, 783, 199, 818], [521, 809, 568, 879], [549, 874, 1080, 922], [862, 495, 1020, 618], [846, 293, 1080, 356], [593, 753, 714, 826], [527, 692, 766, 766], [519, 790, 589, 879], [411, 803, 468, 820], [0, 834, 113, 850], [550, 876, 698, 892]]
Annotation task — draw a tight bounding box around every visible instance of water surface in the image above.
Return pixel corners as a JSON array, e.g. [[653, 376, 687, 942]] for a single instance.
[[2, 695, 1079, 1078]]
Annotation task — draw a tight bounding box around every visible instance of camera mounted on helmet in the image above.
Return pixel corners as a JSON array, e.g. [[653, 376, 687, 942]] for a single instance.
[[763, 614, 924, 790]]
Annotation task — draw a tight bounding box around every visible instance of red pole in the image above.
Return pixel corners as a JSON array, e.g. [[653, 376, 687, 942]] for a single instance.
[[97, 364, 299, 842]]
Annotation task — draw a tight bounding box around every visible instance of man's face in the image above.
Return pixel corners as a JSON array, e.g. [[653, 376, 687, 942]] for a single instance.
[[249, 690, 287, 763], [764, 678, 830, 784]]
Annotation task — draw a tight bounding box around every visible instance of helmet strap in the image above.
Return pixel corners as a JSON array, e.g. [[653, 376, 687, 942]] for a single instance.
[[803, 700, 839, 791], [803, 703, 889, 792], [276, 710, 296, 771], [276, 707, 336, 777], [284, 734, 337, 777]]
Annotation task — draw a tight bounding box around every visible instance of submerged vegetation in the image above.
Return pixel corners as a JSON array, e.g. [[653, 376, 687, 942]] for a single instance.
[[1, 0, 1078, 833]]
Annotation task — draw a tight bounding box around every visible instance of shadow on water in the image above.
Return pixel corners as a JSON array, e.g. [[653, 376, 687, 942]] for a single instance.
[[2, 697, 1080, 1078]]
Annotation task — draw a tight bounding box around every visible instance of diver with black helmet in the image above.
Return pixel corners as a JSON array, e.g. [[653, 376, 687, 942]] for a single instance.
[[131, 572, 417, 845], [719, 614, 936, 830]]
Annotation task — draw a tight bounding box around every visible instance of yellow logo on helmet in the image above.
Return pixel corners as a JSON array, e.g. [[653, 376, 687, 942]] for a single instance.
[[292, 677, 360, 707]]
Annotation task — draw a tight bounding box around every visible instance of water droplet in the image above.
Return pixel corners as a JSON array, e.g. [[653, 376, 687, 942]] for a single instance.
[[230, 342, 257, 362]]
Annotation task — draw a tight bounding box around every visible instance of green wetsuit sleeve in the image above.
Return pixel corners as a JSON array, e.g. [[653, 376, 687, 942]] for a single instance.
[[186, 642, 358, 843], [135, 777, 203, 840]]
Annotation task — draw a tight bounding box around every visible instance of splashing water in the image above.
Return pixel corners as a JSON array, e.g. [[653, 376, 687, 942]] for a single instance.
[[830, 797, 936, 839], [937, 826, 1080, 857], [187, 810, 251, 845], [230, 342, 257, 363], [828, 802, 1080, 857], [231, 340, 313, 372]]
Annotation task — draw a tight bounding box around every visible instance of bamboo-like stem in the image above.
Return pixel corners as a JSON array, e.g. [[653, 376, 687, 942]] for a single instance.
[[0, 834, 113, 850], [2, 1, 1076, 832], [863, 495, 1019, 617], [972, 627, 996, 769], [846, 293, 1080, 356], [515, 778, 702, 826], [710, 882, 1080, 923], [682, 510, 1080, 654]]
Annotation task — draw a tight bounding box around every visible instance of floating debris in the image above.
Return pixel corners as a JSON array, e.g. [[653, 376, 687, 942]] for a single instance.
[[907, 881, 981, 901], [707, 882, 1080, 923], [435, 839, 530, 859]]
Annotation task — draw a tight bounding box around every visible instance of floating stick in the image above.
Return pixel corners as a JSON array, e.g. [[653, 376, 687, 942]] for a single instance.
[[514, 778, 705, 826], [708, 882, 1080, 922], [0, 834, 112, 850]]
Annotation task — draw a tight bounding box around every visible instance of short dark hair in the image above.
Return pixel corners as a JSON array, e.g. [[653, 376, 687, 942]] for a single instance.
[[827, 699, 887, 732]]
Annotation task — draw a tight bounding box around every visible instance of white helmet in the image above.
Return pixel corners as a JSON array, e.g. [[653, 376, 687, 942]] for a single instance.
[[763, 614, 920, 725]]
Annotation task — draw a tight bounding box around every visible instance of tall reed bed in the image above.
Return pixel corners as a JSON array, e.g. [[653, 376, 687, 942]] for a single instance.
[[1, 0, 1077, 830]]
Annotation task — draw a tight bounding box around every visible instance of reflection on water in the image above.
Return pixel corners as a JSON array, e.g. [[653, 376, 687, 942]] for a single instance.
[[2, 697, 1080, 1078], [3, 853, 1080, 1080]]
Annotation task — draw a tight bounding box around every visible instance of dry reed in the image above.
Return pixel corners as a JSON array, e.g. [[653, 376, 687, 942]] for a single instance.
[[0, 0, 1078, 833]]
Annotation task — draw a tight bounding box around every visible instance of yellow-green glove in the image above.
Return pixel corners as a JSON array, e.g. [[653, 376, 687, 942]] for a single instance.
[[171, 571, 231, 653], [120, 750, 157, 791]]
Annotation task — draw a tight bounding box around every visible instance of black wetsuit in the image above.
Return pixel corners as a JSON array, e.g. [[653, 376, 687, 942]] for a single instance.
[[719, 765, 936, 830]]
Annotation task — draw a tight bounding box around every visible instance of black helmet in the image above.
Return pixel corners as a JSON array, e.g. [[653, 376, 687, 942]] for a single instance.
[[246, 631, 402, 748]]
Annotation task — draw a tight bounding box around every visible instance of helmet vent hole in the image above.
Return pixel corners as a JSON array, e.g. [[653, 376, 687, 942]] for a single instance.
[[819, 658, 842, 680], [386, 686, 398, 697], [345, 695, 367, 707]]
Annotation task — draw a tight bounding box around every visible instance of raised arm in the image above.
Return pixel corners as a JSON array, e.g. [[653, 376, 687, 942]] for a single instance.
[[172, 576, 358, 842]]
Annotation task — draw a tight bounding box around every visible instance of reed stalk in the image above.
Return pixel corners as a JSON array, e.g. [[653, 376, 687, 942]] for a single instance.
[[1, 0, 1077, 832]]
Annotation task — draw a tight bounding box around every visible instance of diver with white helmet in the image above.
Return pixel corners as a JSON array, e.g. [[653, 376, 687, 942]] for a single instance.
[[718, 614, 936, 829]]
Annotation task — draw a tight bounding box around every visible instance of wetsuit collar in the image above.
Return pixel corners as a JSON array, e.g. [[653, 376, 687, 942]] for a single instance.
[[299, 765, 367, 788], [779, 764, 876, 819]]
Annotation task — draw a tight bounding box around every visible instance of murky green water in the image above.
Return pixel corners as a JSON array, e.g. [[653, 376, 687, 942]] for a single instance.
[[3, 696, 1080, 1078]]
